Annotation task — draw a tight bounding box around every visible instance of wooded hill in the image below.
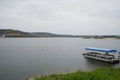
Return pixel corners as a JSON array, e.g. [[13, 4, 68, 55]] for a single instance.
[[0, 29, 120, 39]]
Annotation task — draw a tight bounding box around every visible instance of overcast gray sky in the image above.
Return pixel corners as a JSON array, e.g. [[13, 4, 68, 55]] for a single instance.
[[0, 0, 120, 35]]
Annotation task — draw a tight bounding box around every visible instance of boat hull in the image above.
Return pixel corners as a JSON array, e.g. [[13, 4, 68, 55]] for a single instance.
[[83, 53, 119, 63]]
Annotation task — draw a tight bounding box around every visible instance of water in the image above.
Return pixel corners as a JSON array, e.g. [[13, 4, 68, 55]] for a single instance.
[[0, 38, 120, 80]]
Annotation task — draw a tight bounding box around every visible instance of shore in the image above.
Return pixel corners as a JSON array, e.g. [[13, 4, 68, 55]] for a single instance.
[[28, 68, 120, 80]]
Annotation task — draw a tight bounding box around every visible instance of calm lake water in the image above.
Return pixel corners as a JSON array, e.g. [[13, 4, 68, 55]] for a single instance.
[[0, 38, 120, 80]]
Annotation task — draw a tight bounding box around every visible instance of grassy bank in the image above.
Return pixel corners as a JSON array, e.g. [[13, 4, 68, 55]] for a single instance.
[[34, 68, 120, 80]]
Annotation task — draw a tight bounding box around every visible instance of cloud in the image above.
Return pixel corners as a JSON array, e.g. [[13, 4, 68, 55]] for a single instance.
[[0, 0, 120, 35]]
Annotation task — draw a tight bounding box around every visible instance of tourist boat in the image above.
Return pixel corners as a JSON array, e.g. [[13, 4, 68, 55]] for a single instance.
[[83, 47, 119, 63]]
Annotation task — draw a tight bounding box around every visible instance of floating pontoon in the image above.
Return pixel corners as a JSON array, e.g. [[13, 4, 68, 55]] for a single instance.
[[83, 47, 119, 63]]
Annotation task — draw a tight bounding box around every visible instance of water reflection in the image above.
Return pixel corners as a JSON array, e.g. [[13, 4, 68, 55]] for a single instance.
[[85, 58, 115, 69]]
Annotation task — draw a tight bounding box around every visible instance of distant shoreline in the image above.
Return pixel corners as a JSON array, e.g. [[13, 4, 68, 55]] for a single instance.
[[1, 37, 120, 39], [0, 29, 120, 39], [1, 36, 120, 39]]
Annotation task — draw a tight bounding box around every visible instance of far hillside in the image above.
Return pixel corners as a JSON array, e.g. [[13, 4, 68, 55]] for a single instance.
[[0, 29, 120, 39], [0, 29, 32, 37]]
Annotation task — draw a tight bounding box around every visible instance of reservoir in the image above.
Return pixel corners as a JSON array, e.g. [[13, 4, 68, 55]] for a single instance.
[[0, 38, 120, 80]]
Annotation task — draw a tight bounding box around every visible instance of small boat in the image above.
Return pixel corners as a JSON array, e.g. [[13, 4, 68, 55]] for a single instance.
[[83, 47, 119, 63]]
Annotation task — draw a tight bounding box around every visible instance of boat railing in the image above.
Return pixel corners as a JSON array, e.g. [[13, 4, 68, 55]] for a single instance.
[[84, 52, 115, 59]]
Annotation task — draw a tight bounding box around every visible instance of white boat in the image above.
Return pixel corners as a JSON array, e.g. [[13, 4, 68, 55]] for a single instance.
[[83, 47, 119, 63]]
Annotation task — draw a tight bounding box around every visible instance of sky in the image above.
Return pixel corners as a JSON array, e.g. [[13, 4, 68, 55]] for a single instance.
[[0, 0, 120, 35]]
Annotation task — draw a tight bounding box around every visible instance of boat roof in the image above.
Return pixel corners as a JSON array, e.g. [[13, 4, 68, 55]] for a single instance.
[[85, 47, 117, 53]]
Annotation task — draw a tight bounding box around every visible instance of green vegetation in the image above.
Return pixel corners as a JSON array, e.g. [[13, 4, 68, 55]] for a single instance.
[[34, 68, 120, 80]]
